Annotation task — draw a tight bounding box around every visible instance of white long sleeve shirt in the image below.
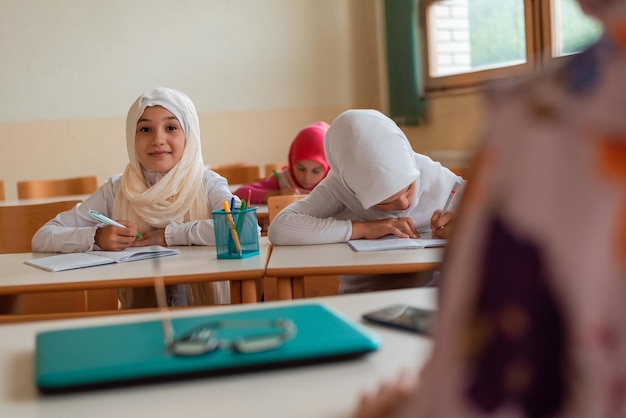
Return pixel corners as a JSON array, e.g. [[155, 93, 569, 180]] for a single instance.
[[268, 152, 463, 245], [32, 169, 238, 252]]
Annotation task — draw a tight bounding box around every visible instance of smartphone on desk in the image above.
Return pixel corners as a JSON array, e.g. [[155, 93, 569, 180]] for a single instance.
[[362, 305, 435, 335]]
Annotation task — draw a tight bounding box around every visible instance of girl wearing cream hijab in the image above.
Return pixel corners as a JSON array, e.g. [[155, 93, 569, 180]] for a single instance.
[[33, 87, 237, 308], [268, 109, 463, 293]]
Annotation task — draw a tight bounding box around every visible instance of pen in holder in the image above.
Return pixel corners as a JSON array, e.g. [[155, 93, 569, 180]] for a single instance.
[[212, 207, 260, 259]]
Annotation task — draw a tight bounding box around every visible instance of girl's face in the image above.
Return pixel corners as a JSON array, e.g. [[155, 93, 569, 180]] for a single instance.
[[373, 181, 416, 211], [135, 105, 185, 173], [292, 160, 326, 190]]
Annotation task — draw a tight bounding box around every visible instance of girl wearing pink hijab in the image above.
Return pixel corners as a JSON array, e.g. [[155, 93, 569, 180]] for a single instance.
[[234, 122, 330, 204]]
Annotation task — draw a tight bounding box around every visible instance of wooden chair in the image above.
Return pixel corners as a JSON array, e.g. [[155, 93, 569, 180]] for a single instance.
[[0, 200, 81, 254], [264, 162, 287, 178], [211, 164, 261, 185], [264, 194, 339, 301], [267, 194, 306, 223], [17, 175, 98, 199], [0, 200, 118, 316], [0, 180, 5, 201]]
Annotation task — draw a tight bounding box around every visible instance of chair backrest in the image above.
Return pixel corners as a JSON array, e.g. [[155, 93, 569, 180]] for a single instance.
[[448, 166, 472, 179], [17, 175, 98, 199], [0, 200, 81, 254], [212, 164, 261, 184], [267, 195, 306, 223], [264, 163, 287, 178], [0, 180, 5, 201]]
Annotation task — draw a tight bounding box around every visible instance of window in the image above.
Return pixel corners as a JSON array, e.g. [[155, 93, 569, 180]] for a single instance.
[[421, 0, 603, 93]]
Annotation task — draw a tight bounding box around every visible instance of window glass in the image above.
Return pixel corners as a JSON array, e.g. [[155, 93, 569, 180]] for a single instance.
[[422, 0, 605, 93], [428, 0, 526, 77], [552, 0, 603, 56]]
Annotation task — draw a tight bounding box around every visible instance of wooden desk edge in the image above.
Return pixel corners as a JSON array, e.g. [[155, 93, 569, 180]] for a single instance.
[[0, 270, 266, 295], [266, 262, 441, 278]]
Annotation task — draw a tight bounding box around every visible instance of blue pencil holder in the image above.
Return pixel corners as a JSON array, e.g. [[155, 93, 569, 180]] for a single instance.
[[212, 207, 260, 259]]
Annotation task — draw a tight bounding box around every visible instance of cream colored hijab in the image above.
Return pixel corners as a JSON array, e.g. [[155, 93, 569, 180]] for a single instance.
[[324, 109, 420, 209], [113, 87, 210, 231]]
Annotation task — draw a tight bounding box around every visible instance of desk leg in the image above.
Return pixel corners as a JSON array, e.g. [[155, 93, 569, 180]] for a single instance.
[[230, 281, 242, 304], [241, 280, 258, 304], [0, 295, 23, 314], [277, 277, 293, 300], [292, 277, 305, 299]]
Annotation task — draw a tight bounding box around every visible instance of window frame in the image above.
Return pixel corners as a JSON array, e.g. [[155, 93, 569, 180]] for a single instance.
[[418, 0, 586, 95]]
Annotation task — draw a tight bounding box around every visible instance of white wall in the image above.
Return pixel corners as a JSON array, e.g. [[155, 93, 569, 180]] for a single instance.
[[0, 0, 482, 200]]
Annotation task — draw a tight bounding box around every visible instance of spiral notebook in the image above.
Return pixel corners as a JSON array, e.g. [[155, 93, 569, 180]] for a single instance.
[[35, 303, 380, 393]]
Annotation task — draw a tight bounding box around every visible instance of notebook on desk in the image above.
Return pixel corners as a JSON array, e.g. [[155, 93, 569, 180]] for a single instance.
[[25, 246, 181, 272], [35, 303, 380, 393], [348, 236, 447, 252]]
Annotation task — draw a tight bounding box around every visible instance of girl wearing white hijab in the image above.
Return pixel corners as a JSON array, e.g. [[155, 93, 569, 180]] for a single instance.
[[268, 109, 463, 293], [33, 87, 237, 308]]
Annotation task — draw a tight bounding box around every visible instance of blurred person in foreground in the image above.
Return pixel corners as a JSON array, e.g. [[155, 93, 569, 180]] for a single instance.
[[353, 0, 626, 416]]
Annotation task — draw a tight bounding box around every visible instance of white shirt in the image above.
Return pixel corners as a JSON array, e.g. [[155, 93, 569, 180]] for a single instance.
[[32, 169, 237, 253]]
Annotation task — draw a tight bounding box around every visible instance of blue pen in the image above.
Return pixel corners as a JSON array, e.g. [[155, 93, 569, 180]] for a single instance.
[[89, 210, 142, 239], [230, 197, 236, 212]]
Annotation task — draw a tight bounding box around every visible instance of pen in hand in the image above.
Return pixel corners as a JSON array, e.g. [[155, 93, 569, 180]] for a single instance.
[[272, 169, 291, 189], [441, 182, 462, 214], [435, 182, 462, 231], [273, 169, 300, 194], [89, 210, 142, 238]]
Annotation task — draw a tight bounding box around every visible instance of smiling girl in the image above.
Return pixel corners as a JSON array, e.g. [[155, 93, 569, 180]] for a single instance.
[[32, 87, 238, 309]]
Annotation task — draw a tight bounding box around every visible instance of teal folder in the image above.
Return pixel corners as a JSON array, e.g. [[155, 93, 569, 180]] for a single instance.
[[35, 303, 380, 393]]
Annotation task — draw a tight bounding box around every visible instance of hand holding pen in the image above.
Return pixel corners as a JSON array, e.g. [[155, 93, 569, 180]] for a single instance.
[[90, 210, 143, 251], [430, 182, 462, 238], [273, 169, 300, 195]]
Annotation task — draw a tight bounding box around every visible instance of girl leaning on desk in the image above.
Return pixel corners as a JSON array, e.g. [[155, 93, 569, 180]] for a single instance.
[[267, 109, 465, 293], [32, 87, 241, 309]]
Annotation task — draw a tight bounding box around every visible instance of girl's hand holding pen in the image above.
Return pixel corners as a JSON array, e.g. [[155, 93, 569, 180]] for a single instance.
[[279, 186, 301, 196], [273, 169, 301, 195], [430, 209, 455, 239], [94, 220, 142, 251], [130, 228, 166, 247]]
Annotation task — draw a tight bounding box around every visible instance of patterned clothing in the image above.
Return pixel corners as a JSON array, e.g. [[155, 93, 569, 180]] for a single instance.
[[394, 16, 626, 418]]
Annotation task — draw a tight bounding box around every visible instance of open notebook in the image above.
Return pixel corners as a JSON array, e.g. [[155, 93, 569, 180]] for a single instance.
[[24, 246, 181, 272], [35, 303, 381, 393], [348, 236, 447, 252]]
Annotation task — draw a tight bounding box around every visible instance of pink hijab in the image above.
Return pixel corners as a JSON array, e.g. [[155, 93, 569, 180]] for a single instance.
[[287, 122, 330, 190]]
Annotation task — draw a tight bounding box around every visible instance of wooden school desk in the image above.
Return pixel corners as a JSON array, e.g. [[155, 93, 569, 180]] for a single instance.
[[0, 287, 436, 418], [266, 243, 445, 299], [0, 238, 271, 308]]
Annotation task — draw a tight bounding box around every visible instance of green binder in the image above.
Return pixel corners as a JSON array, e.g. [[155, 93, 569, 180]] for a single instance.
[[35, 303, 380, 393]]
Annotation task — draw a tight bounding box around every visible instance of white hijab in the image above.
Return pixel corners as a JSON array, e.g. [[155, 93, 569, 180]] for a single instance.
[[113, 87, 210, 231], [324, 109, 420, 209]]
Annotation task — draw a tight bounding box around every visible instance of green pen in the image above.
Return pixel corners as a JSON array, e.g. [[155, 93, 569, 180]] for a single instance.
[[235, 199, 247, 235], [89, 210, 142, 239], [272, 169, 291, 188]]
